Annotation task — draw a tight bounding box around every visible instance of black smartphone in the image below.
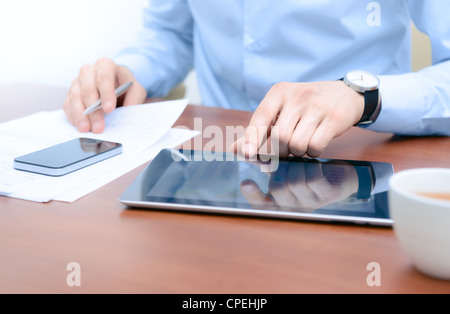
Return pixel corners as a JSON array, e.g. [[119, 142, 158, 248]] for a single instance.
[[14, 138, 123, 177]]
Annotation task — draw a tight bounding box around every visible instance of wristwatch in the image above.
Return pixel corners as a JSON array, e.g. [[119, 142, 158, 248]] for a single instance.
[[342, 70, 381, 126]]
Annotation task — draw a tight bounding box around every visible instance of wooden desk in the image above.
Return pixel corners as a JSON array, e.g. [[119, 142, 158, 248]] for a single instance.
[[1, 83, 450, 294]]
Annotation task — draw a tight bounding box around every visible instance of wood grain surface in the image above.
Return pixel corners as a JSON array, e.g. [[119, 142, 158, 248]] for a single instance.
[[1, 83, 449, 293]]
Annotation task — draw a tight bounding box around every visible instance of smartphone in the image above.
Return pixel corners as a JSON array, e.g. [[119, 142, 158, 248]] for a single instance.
[[14, 138, 123, 177]]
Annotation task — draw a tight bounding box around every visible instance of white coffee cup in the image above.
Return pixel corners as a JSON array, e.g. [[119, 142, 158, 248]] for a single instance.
[[389, 168, 450, 280]]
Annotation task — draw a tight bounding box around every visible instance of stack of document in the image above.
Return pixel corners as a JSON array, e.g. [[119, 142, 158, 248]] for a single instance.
[[0, 99, 198, 203]]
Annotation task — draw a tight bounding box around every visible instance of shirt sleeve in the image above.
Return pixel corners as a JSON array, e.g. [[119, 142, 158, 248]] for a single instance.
[[367, 0, 450, 136], [114, 0, 194, 98]]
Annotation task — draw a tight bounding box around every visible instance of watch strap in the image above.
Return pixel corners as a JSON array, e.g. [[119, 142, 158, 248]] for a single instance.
[[338, 77, 381, 126], [357, 89, 380, 126]]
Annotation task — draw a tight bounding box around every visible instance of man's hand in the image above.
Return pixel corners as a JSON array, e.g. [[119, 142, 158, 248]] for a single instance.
[[233, 81, 364, 158], [63, 58, 147, 133]]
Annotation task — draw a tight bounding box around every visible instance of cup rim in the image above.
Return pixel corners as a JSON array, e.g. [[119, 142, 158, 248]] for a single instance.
[[389, 168, 450, 207]]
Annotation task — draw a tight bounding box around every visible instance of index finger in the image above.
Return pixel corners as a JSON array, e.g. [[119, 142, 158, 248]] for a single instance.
[[240, 179, 278, 210], [95, 58, 118, 114], [242, 90, 281, 157]]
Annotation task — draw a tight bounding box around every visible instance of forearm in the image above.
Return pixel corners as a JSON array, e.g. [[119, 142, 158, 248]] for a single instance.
[[115, 0, 194, 98]]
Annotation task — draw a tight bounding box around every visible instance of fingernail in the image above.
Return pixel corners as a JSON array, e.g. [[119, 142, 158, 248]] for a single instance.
[[244, 143, 256, 156]]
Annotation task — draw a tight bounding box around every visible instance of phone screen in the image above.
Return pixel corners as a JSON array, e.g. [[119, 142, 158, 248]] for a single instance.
[[14, 138, 122, 176]]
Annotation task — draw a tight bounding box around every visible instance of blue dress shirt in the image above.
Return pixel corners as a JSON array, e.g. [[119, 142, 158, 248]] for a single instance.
[[115, 0, 450, 136]]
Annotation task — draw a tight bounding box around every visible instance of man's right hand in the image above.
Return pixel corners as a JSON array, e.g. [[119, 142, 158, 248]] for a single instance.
[[63, 58, 147, 133]]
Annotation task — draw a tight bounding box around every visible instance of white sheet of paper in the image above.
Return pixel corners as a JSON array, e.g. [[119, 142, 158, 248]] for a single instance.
[[0, 99, 196, 202]]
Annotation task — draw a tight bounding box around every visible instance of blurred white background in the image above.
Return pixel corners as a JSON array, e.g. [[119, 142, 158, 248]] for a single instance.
[[0, 0, 201, 103]]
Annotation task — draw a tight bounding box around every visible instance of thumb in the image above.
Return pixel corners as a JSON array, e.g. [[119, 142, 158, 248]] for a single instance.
[[122, 81, 147, 107], [116, 67, 147, 107]]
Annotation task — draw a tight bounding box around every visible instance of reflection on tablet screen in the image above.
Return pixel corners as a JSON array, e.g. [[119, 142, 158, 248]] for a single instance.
[[120, 149, 393, 224]]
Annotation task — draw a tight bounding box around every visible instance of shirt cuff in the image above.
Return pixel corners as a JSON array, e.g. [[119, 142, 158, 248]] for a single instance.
[[365, 73, 427, 135]]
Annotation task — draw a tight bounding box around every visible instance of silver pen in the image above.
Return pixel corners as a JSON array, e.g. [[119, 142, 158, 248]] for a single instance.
[[82, 81, 133, 115]]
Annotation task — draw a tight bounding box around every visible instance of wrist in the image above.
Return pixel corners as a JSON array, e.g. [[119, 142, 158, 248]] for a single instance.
[[351, 88, 365, 126]]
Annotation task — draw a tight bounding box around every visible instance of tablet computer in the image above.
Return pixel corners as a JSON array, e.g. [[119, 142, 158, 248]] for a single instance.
[[119, 149, 394, 226]]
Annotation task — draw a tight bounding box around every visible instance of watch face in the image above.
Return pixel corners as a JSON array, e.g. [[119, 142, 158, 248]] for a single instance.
[[345, 70, 379, 91]]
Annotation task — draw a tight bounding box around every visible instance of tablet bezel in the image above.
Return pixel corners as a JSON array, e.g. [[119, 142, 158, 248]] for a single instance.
[[119, 149, 394, 227]]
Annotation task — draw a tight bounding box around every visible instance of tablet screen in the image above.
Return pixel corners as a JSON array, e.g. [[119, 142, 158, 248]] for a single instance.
[[120, 149, 393, 225]]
